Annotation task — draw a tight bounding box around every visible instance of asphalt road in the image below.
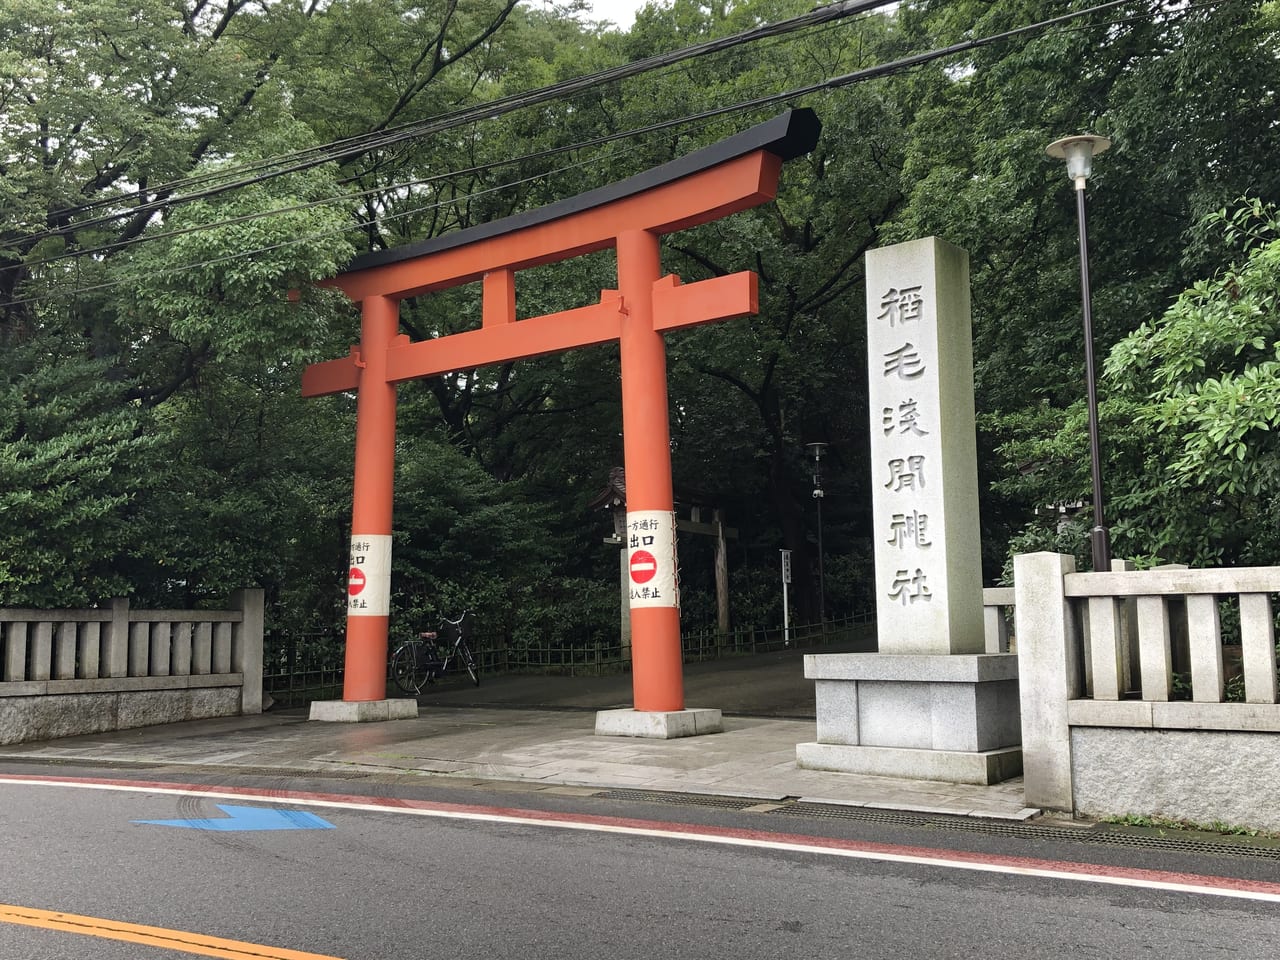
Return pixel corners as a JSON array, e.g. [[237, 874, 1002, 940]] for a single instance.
[[4, 771, 1280, 960]]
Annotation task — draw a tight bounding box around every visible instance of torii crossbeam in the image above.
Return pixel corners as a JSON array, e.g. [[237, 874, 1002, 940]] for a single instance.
[[304, 108, 820, 715]]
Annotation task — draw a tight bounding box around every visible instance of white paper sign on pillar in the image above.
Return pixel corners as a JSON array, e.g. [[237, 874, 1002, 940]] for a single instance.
[[347, 534, 392, 617], [626, 509, 679, 609], [865, 237, 984, 655]]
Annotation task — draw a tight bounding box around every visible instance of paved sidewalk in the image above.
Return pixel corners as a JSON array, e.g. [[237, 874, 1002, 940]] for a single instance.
[[0, 692, 1038, 823]]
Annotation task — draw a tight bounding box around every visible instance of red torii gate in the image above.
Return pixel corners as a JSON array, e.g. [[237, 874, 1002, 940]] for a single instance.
[[304, 109, 820, 716]]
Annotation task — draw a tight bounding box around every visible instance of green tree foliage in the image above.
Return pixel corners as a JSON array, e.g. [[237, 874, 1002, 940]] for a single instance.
[[7, 0, 1280, 660], [121, 150, 355, 361], [1107, 200, 1280, 565], [890, 0, 1280, 573], [996, 200, 1280, 569], [1113, 202, 1280, 497], [0, 0, 555, 633], [0, 336, 155, 605]]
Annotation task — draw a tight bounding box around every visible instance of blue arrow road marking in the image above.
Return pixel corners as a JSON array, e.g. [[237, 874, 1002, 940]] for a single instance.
[[132, 804, 336, 831]]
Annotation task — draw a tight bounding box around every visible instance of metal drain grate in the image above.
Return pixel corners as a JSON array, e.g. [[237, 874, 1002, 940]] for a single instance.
[[777, 803, 939, 827], [1066, 828, 1280, 859], [592, 793, 1280, 861], [778, 802, 1280, 861], [595, 788, 773, 811], [773, 803, 936, 829]]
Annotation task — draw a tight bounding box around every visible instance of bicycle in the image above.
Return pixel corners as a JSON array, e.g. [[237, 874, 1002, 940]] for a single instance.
[[389, 612, 479, 695]]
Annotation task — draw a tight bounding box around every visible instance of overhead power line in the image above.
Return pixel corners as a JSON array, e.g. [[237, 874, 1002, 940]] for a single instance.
[[3, 0, 1158, 310], [13, 124, 666, 275], [15, 0, 901, 249], [8, 1, 874, 277]]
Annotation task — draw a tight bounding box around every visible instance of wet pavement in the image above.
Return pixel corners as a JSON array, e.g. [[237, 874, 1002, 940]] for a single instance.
[[0, 648, 1038, 821]]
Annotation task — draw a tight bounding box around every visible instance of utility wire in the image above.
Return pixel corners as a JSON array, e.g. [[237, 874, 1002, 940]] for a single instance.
[[18, 0, 900, 246], [10, 0, 1145, 276], [727, 0, 1144, 110], [14, 124, 667, 274], [23, 145, 633, 306], [11, 7, 867, 275], [3, 0, 1155, 309]]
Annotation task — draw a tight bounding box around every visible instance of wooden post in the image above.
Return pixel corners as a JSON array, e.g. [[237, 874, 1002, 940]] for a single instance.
[[714, 508, 730, 639]]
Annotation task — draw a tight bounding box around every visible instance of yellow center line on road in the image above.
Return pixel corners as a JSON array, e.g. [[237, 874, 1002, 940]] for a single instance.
[[0, 903, 345, 960]]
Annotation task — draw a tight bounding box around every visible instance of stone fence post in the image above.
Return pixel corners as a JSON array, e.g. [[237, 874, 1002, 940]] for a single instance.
[[231, 588, 265, 714], [1013, 551, 1080, 811], [106, 597, 130, 679]]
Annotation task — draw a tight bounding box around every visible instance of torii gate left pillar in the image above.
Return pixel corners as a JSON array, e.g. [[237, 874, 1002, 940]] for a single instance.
[[303, 110, 820, 734]]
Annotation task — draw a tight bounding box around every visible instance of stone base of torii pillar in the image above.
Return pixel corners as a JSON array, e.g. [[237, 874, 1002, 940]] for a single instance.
[[797, 238, 1022, 786], [595, 707, 723, 739], [309, 699, 419, 722]]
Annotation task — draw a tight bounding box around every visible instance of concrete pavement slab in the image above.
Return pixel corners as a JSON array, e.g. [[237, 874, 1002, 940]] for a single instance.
[[0, 645, 1038, 820], [0, 704, 1036, 819]]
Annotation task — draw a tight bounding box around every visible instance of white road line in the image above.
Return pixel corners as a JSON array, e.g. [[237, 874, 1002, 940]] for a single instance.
[[4, 774, 1279, 905]]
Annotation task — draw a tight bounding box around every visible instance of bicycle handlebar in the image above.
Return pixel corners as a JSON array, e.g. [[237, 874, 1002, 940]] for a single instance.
[[417, 612, 468, 643]]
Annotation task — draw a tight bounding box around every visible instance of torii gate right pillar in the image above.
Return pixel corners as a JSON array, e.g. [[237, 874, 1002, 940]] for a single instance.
[[594, 227, 723, 735]]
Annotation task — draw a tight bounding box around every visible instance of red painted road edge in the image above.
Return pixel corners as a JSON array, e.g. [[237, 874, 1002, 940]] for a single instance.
[[4, 773, 1279, 902]]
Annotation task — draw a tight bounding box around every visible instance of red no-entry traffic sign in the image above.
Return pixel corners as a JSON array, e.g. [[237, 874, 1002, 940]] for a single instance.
[[629, 550, 657, 584], [348, 567, 367, 596]]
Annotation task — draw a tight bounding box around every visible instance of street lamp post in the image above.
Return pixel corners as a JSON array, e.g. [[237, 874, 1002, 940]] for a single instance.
[[806, 442, 828, 623], [1046, 133, 1112, 572]]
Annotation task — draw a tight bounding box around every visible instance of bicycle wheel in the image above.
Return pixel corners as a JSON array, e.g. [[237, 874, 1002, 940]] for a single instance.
[[390, 644, 427, 695], [460, 642, 480, 686]]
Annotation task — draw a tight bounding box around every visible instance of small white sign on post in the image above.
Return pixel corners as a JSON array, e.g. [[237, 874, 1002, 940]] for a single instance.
[[780, 549, 792, 646]]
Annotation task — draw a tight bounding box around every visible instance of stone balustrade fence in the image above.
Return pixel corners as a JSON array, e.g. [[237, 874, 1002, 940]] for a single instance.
[[983, 587, 1015, 653], [0, 589, 263, 745], [1013, 553, 1280, 831]]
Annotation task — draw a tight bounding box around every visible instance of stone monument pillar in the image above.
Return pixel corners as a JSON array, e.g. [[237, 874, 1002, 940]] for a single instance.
[[796, 237, 1021, 784]]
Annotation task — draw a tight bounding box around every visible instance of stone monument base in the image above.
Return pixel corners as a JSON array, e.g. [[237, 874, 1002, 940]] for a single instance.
[[796, 652, 1021, 786], [796, 741, 1022, 785], [309, 699, 419, 722], [595, 707, 723, 739]]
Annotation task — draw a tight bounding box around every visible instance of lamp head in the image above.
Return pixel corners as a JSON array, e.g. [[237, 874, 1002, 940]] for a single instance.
[[1046, 134, 1111, 189]]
